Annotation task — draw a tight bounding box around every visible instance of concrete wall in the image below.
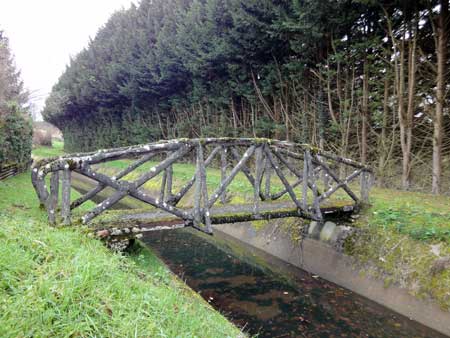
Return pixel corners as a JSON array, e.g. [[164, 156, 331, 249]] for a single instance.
[[213, 221, 450, 337]]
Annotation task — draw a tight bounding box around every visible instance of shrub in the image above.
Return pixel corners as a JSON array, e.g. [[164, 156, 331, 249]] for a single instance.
[[0, 103, 32, 167], [33, 129, 53, 147]]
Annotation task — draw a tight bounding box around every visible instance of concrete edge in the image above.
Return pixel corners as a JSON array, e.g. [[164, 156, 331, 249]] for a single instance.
[[213, 221, 450, 337]]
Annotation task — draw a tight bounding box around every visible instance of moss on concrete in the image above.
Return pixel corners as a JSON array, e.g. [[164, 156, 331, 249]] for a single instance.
[[347, 222, 450, 311]]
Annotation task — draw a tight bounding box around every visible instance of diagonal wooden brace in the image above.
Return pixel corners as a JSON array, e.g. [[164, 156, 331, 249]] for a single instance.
[[167, 146, 221, 206], [264, 146, 312, 218], [313, 154, 360, 203], [193, 142, 212, 233], [230, 147, 266, 201], [80, 145, 192, 223], [207, 146, 256, 208], [318, 168, 363, 203], [71, 152, 157, 210]]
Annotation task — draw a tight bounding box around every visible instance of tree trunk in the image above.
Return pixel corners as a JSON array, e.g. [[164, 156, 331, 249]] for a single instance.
[[377, 73, 390, 186], [397, 39, 408, 189], [404, 26, 417, 191], [397, 24, 417, 191], [432, 0, 448, 194], [361, 57, 369, 164]]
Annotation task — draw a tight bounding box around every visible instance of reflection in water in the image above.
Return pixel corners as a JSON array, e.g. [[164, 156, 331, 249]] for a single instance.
[[142, 229, 445, 338]]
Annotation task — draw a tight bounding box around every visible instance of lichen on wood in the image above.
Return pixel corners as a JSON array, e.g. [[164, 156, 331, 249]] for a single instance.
[[32, 138, 371, 232]]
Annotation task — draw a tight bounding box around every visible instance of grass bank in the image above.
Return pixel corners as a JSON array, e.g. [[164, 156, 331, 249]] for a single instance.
[[0, 172, 244, 337], [348, 188, 450, 310]]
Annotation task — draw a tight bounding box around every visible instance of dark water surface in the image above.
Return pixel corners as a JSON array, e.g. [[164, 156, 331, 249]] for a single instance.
[[142, 229, 446, 338]]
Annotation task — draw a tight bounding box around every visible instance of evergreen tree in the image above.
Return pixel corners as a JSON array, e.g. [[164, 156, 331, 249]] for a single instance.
[[42, 0, 450, 192], [0, 31, 32, 167]]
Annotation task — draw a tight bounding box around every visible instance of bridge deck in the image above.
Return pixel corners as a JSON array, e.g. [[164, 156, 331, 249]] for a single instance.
[[93, 201, 355, 239]]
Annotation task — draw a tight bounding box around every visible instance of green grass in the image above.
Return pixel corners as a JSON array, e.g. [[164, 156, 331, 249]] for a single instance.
[[368, 188, 450, 243], [32, 140, 65, 159], [348, 188, 450, 310], [0, 173, 244, 337]]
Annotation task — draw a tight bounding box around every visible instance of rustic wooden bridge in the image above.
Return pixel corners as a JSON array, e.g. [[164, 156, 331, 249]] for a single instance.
[[32, 138, 372, 237]]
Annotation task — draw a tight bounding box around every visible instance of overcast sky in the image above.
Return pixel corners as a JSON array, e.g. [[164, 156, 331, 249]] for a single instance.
[[0, 0, 135, 118]]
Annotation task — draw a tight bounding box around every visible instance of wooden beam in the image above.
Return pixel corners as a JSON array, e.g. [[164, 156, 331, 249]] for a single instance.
[[83, 142, 180, 165], [264, 153, 272, 199], [32, 168, 50, 207], [71, 152, 157, 210], [313, 154, 360, 203], [271, 177, 303, 201], [302, 153, 309, 210], [160, 166, 167, 203], [271, 147, 322, 195], [318, 169, 363, 203], [197, 142, 212, 233], [271, 166, 322, 201], [360, 170, 371, 203], [208, 207, 313, 224], [264, 146, 305, 215], [48, 171, 59, 225], [207, 146, 256, 208], [165, 165, 173, 202], [77, 165, 190, 222], [230, 147, 265, 201], [80, 145, 192, 223], [167, 146, 221, 206], [31, 166, 47, 207], [254, 145, 264, 215], [305, 150, 323, 222], [220, 147, 227, 204], [194, 146, 202, 228], [61, 167, 71, 225]]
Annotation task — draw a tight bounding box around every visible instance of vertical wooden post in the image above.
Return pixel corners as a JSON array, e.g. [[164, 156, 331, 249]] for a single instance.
[[264, 153, 272, 199], [360, 170, 370, 203], [48, 171, 59, 225], [61, 166, 71, 225], [220, 147, 227, 204], [32, 167, 48, 208], [321, 157, 331, 190], [194, 142, 211, 233], [253, 145, 264, 215], [165, 164, 173, 202], [306, 150, 323, 222], [193, 150, 202, 228], [302, 152, 309, 210], [199, 145, 211, 233], [160, 168, 167, 202]]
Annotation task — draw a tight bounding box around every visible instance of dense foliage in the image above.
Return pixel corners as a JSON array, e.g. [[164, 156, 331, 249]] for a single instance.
[[0, 31, 32, 167], [43, 0, 450, 193], [0, 104, 32, 166]]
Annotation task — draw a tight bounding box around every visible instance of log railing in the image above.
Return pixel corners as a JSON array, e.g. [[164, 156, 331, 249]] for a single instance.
[[0, 162, 30, 181], [31, 138, 373, 233]]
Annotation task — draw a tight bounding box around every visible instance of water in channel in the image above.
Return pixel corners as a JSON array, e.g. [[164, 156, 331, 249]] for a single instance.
[[142, 228, 446, 338]]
